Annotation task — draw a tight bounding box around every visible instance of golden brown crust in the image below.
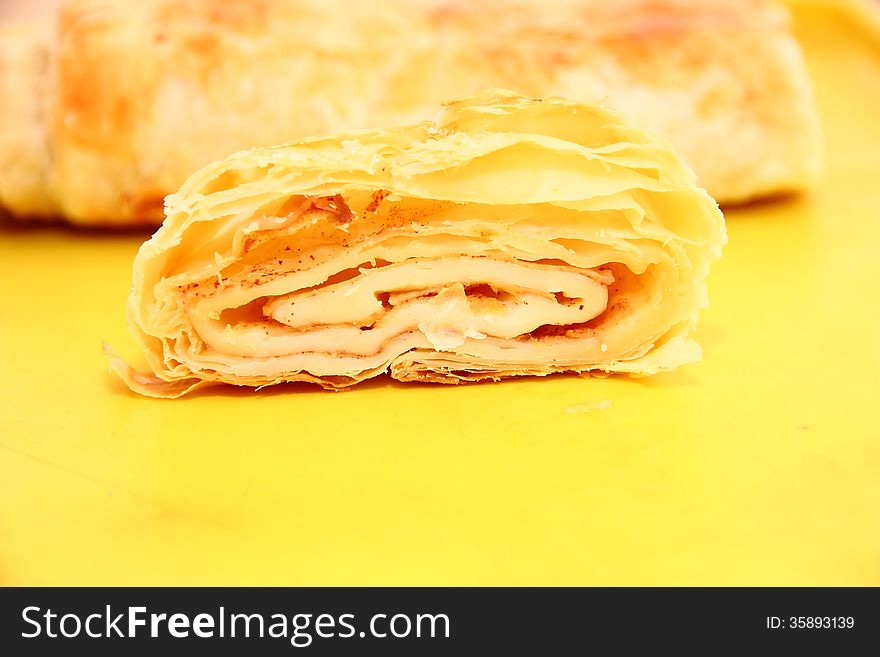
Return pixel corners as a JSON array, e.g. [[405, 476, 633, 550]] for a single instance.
[[2, 0, 820, 225], [0, 23, 56, 218]]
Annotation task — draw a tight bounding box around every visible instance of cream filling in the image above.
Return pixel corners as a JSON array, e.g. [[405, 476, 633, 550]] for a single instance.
[[186, 256, 616, 376]]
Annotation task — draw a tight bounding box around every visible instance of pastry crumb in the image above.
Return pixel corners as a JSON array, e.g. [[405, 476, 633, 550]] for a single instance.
[[565, 399, 613, 414]]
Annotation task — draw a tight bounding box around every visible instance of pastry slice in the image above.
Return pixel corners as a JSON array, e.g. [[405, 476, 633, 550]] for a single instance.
[[108, 90, 726, 397]]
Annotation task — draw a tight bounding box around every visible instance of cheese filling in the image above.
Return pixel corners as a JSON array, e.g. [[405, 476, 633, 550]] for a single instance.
[[185, 255, 617, 376], [148, 193, 680, 380]]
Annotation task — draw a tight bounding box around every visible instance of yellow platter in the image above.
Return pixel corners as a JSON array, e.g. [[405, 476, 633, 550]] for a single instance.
[[1, 0, 879, 585]]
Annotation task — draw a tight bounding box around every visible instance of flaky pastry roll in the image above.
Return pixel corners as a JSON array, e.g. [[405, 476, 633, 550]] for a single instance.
[[108, 90, 726, 397], [1, 0, 820, 225]]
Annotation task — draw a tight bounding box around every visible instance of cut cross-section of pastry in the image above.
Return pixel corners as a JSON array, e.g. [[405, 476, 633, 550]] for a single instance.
[[108, 90, 727, 397]]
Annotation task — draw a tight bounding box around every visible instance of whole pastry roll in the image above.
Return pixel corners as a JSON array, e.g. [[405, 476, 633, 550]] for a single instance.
[[108, 90, 726, 397], [0, 0, 820, 225]]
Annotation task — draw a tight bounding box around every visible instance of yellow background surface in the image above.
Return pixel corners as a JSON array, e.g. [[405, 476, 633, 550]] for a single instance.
[[1, 0, 879, 586]]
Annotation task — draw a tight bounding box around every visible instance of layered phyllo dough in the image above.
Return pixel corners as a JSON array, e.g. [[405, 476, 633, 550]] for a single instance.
[[109, 90, 726, 397]]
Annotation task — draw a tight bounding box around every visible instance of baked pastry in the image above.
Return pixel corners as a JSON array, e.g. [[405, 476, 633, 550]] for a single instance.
[[0, 0, 820, 225], [107, 90, 727, 397], [0, 24, 56, 219]]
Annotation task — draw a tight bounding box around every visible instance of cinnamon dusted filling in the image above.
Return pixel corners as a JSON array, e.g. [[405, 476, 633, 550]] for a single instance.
[[167, 194, 666, 378]]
